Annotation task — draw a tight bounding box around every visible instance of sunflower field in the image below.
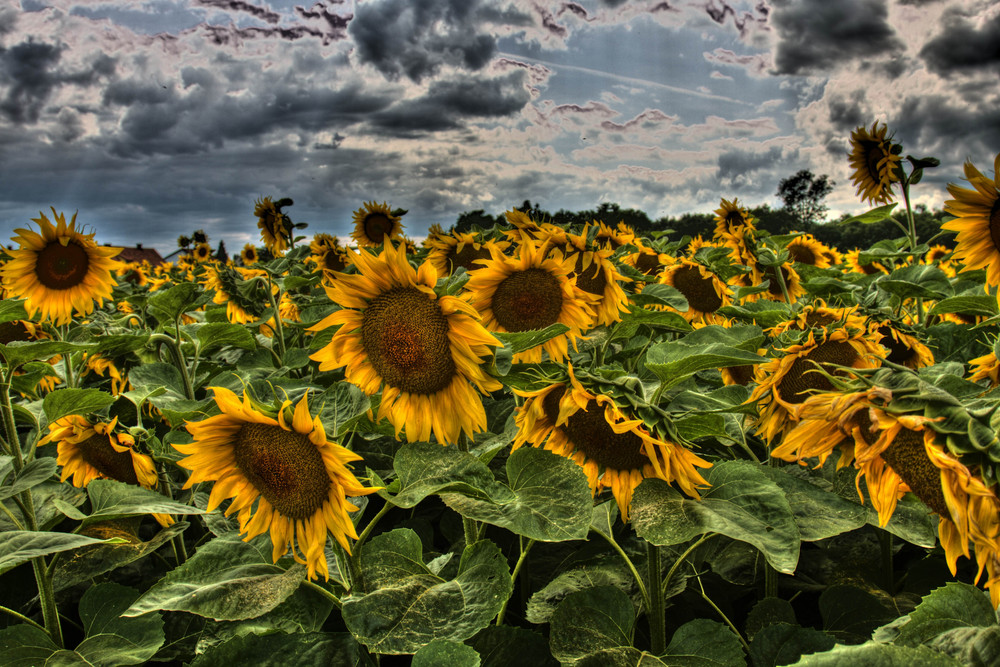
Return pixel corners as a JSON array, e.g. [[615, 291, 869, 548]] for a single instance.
[[1, 127, 1000, 667]]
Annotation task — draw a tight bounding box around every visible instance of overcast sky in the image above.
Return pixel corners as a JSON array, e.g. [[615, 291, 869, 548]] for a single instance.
[[0, 0, 997, 253]]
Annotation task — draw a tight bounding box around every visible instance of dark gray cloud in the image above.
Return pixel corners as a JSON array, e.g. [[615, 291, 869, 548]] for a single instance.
[[717, 145, 796, 184], [195, 0, 280, 24], [369, 71, 530, 135], [770, 0, 903, 75], [350, 0, 500, 82], [893, 93, 1000, 161], [920, 8, 1000, 74], [703, 0, 769, 40]]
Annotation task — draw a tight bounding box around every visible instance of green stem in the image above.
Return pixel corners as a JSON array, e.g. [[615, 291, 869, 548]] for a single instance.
[[149, 334, 195, 400], [902, 178, 918, 251], [59, 325, 75, 389], [0, 604, 47, 633], [495, 537, 535, 626], [354, 500, 393, 553], [773, 265, 792, 305], [265, 274, 287, 363], [647, 541, 666, 655], [592, 528, 649, 613], [301, 580, 342, 609], [456, 435, 480, 546], [662, 534, 714, 597], [0, 500, 25, 530], [696, 574, 750, 654]]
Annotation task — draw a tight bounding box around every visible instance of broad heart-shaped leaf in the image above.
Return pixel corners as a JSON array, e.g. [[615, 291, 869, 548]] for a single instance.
[[341, 529, 513, 655], [661, 618, 747, 666], [468, 625, 558, 667], [128, 362, 187, 398], [441, 446, 594, 542], [757, 466, 867, 542], [548, 585, 635, 663], [317, 381, 372, 437], [43, 387, 117, 423], [891, 582, 997, 648], [183, 322, 256, 353], [838, 202, 898, 225], [0, 298, 29, 324], [0, 624, 61, 667], [607, 307, 691, 344], [645, 325, 767, 390], [189, 631, 371, 667], [495, 323, 570, 355], [388, 441, 512, 509], [147, 281, 202, 322], [0, 456, 57, 500], [628, 283, 690, 311], [0, 531, 108, 575], [526, 560, 636, 624], [53, 522, 189, 592], [928, 294, 999, 318], [792, 642, 963, 666], [0, 340, 91, 370], [631, 461, 801, 574], [75, 583, 164, 666], [749, 623, 836, 667], [91, 333, 150, 357], [412, 639, 481, 667], [877, 265, 953, 301], [81, 479, 208, 523], [124, 533, 306, 621]]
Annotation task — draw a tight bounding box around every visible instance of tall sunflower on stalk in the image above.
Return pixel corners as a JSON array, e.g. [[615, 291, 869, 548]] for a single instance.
[[2, 209, 121, 325], [425, 230, 509, 278], [178, 388, 377, 581], [513, 366, 711, 520], [560, 225, 631, 328], [309, 241, 502, 445], [39, 415, 172, 527], [255, 196, 293, 256], [848, 121, 902, 206], [773, 378, 1000, 608], [941, 153, 1000, 287], [464, 239, 593, 364], [350, 201, 403, 248]]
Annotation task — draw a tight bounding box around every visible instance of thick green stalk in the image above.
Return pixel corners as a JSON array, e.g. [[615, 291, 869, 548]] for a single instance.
[[495, 537, 535, 626], [149, 333, 194, 400], [591, 528, 649, 617], [647, 542, 666, 655], [456, 435, 480, 546], [265, 274, 287, 363]]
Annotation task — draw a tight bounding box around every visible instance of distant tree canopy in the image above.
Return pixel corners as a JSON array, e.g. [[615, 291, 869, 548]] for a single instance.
[[776, 170, 834, 227]]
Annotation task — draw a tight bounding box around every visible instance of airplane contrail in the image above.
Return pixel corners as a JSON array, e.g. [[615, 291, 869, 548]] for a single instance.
[[496, 51, 753, 107]]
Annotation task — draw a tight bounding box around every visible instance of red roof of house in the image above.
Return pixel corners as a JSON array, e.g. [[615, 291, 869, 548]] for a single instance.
[[108, 243, 167, 267]]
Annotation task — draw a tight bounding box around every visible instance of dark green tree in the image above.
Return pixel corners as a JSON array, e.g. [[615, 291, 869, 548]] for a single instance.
[[215, 240, 228, 263], [776, 170, 834, 227]]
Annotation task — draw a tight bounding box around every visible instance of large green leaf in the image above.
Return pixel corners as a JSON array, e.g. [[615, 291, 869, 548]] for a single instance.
[[0, 299, 30, 324], [927, 625, 1000, 667], [891, 582, 997, 648], [661, 618, 747, 666], [387, 441, 510, 509], [628, 284, 689, 311], [495, 324, 571, 355], [928, 295, 999, 318], [0, 340, 91, 370], [317, 381, 372, 437], [468, 626, 557, 667], [0, 625, 61, 667], [412, 639, 481, 667], [441, 447, 594, 541], [124, 533, 305, 621], [91, 334, 150, 357], [341, 529, 513, 654], [148, 282, 202, 322], [607, 307, 692, 344], [878, 265, 952, 301], [0, 531, 107, 575], [758, 467, 867, 542], [43, 388, 117, 423], [189, 632, 370, 667], [792, 643, 963, 666], [548, 585, 635, 663], [645, 326, 766, 390], [81, 479, 208, 523], [526, 562, 635, 624], [838, 203, 898, 225], [819, 585, 899, 644], [749, 624, 836, 667], [75, 583, 165, 666], [0, 457, 57, 501], [631, 461, 801, 574], [188, 322, 257, 353]]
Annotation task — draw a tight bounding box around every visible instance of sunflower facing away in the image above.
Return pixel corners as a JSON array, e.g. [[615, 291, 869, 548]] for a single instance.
[[513, 366, 711, 520], [941, 153, 1000, 287], [350, 201, 403, 248], [2, 209, 121, 325], [309, 241, 502, 445], [178, 388, 376, 580], [848, 121, 902, 206], [255, 196, 292, 256], [464, 239, 593, 363]]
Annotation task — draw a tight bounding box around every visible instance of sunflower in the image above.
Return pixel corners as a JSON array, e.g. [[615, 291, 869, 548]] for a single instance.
[[845, 248, 888, 275], [310, 243, 349, 277], [464, 239, 593, 363], [594, 221, 636, 250], [969, 351, 1000, 387], [193, 242, 213, 263], [202, 265, 267, 326], [255, 196, 292, 256], [713, 198, 757, 239], [309, 241, 501, 445], [786, 234, 835, 269], [117, 262, 149, 287], [624, 246, 671, 278], [875, 321, 935, 369], [658, 258, 731, 324], [82, 353, 130, 396], [941, 153, 1000, 287], [240, 244, 259, 266], [37, 414, 171, 526], [751, 261, 806, 303], [560, 226, 631, 328], [512, 367, 711, 520], [425, 231, 509, 277], [350, 201, 403, 248], [178, 388, 377, 580], [748, 327, 884, 443], [1, 209, 121, 325], [502, 209, 543, 244], [848, 121, 902, 206], [768, 300, 868, 337]]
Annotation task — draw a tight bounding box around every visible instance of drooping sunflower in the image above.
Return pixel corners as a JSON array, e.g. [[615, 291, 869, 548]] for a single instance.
[[464, 240, 593, 363], [969, 351, 1000, 387], [624, 245, 671, 278], [658, 258, 732, 325], [178, 388, 377, 580], [309, 237, 349, 277], [202, 265, 268, 326], [240, 244, 259, 266], [560, 226, 631, 328], [502, 209, 543, 244], [2, 209, 121, 325], [309, 241, 502, 445], [255, 196, 292, 256], [751, 261, 806, 303], [425, 231, 509, 277], [594, 220, 636, 250], [513, 367, 711, 520], [786, 234, 835, 269], [941, 153, 1000, 287], [38, 414, 171, 526], [748, 327, 884, 443], [350, 201, 403, 248], [768, 300, 868, 337], [82, 353, 130, 396], [874, 321, 935, 369], [848, 121, 902, 206]]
